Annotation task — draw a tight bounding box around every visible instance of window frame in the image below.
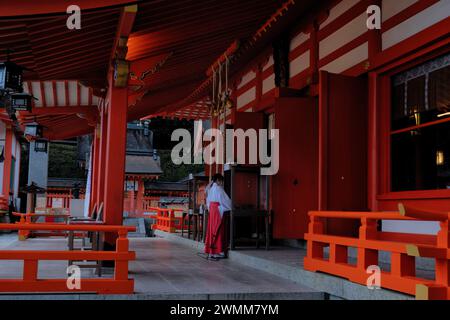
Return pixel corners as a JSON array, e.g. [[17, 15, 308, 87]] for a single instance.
[[376, 45, 450, 201]]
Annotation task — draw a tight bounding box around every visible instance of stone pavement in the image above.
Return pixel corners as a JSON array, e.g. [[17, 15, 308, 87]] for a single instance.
[[0, 234, 323, 300]]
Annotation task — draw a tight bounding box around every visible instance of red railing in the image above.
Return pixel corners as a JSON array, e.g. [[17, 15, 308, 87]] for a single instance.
[[0, 223, 136, 294], [150, 207, 186, 233], [13, 212, 70, 239], [304, 204, 450, 300]]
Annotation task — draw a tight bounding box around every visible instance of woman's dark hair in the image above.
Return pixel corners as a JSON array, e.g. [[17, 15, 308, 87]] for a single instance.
[[212, 173, 224, 183]]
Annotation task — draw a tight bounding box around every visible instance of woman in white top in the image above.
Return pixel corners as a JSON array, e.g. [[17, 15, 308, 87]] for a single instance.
[[204, 174, 231, 260]]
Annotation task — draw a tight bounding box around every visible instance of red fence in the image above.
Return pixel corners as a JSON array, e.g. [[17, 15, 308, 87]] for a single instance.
[[150, 207, 186, 233], [0, 223, 136, 294], [13, 212, 70, 239], [304, 204, 450, 300]]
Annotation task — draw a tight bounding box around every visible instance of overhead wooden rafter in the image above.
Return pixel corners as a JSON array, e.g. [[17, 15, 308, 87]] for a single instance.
[[0, 0, 299, 133], [0, 5, 124, 90], [132, 0, 319, 121], [15, 80, 100, 139], [0, 0, 139, 17], [159, 0, 317, 118], [125, 0, 284, 120]]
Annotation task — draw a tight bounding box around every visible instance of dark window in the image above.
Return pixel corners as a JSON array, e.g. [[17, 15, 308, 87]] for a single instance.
[[429, 65, 450, 115], [391, 54, 450, 192]]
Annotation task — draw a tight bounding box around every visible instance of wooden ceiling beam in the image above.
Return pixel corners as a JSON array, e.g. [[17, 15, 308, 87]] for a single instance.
[[19, 106, 98, 117], [0, 1, 139, 17]]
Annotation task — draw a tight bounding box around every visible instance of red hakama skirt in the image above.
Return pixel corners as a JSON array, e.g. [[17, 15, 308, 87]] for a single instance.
[[205, 201, 226, 255]]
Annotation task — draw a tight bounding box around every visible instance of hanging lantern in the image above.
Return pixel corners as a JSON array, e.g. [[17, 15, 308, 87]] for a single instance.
[[0, 60, 23, 92], [34, 139, 48, 153], [24, 123, 43, 139], [10, 93, 32, 112]]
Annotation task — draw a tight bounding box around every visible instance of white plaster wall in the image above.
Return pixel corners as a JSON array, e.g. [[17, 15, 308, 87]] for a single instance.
[[320, 42, 368, 73], [382, 0, 419, 22], [382, 220, 440, 235], [319, 12, 367, 60], [382, 1, 450, 50], [290, 50, 310, 78], [319, 0, 361, 30], [237, 87, 256, 109], [262, 74, 275, 94], [237, 71, 256, 89]]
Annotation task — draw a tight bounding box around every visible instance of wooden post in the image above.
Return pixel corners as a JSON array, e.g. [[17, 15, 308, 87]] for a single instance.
[[114, 231, 129, 281], [2, 126, 13, 200], [89, 125, 101, 214], [103, 73, 128, 245], [357, 218, 378, 270], [96, 106, 108, 207], [136, 179, 145, 215], [436, 220, 450, 291]]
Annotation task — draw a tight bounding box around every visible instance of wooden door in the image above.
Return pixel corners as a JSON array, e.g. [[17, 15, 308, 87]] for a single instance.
[[319, 71, 368, 236], [273, 97, 318, 239], [230, 112, 265, 205]]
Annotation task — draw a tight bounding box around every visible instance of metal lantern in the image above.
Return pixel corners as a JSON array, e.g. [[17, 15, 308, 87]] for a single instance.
[[0, 61, 23, 92], [34, 139, 48, 153], [10, 93, 32, 112], [143, 120, 150, 136], [24, 123, 43, 139]]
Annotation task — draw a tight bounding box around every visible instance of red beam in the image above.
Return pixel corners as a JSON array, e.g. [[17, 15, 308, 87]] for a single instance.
[[0, 1, 140, 17], [19, 106, 97, 116], [110, 4, 138, 62]]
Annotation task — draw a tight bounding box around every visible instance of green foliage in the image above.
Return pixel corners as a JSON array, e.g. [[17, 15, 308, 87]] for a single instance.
[[48, 143, 86, 179], [158, 149, 203, 182]]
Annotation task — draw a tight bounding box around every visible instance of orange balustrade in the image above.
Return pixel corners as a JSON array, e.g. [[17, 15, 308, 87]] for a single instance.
[[0, 223, 136, 294], [151, 207, 186, 233], [304, 204, 450, 300], [13, 212, 71, 240]]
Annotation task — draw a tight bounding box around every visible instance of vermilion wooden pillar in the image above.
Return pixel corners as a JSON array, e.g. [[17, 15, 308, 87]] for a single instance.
[[103, 74, 128, 242], [136, 179, 145, 215], [96, 107, 108, 207], [2, 126, 13, 200], [89, 126, 100, 215]]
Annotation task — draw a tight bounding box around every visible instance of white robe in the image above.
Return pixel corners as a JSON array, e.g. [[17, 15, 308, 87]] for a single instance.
[[206, 183, 232, 217]]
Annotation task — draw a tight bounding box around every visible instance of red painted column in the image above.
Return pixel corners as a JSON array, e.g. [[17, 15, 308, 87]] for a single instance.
[[309, 21, 319, 85], [89, 126, 100, 215], [367, 72, 379, 211], [136, 178, 144, 215], [368, 0, 382, 62], [96, 106, 108, 207], [129, 180, 136, 215], [103, 74, 128, 231], [255, 63, 262, 107], [2, 126, 13, 201]]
